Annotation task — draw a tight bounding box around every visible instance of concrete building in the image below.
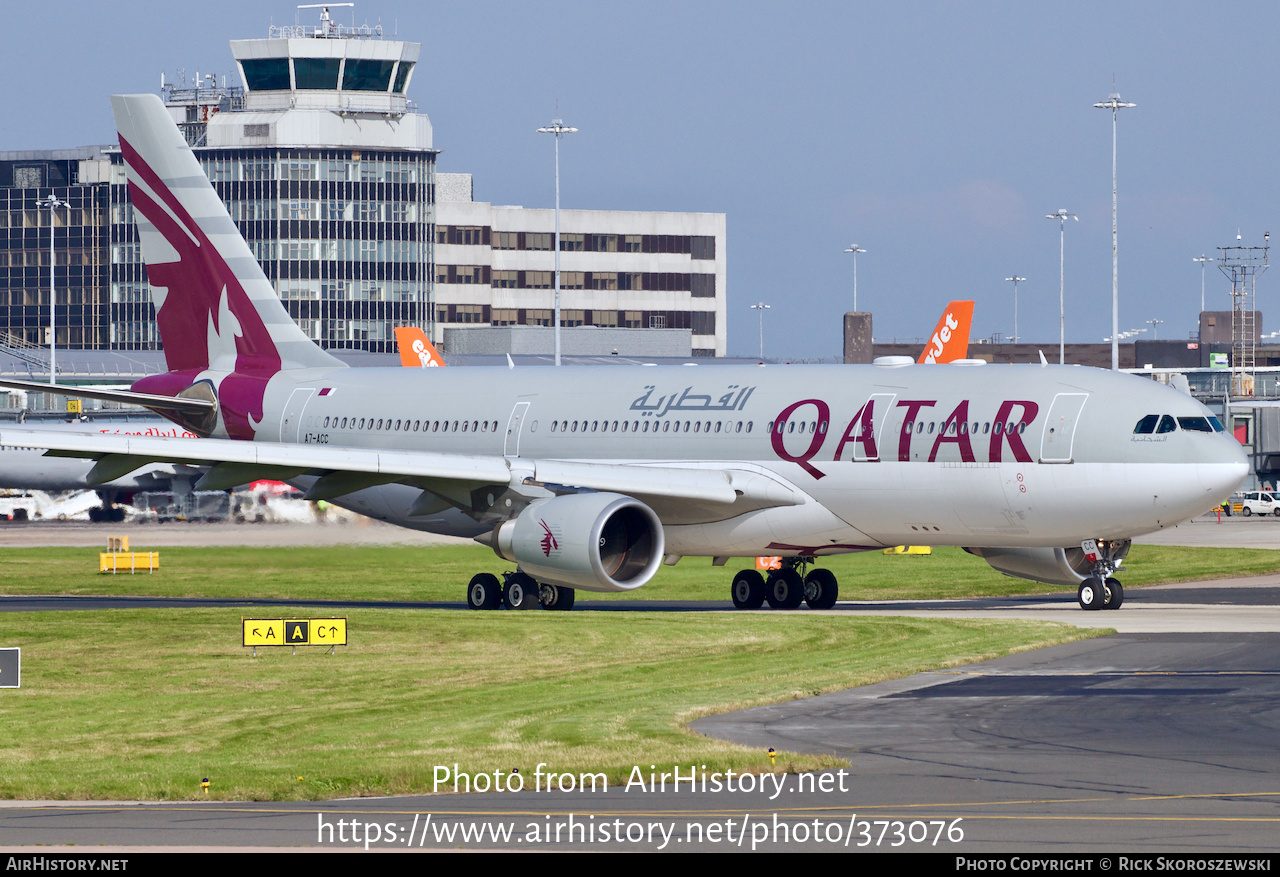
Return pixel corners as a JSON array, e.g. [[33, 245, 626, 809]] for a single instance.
[[0, 9, 728, 357], [435, 174, 725, 356]]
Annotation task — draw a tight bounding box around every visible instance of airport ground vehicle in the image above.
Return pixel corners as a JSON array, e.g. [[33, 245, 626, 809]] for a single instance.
[[1236, 491, 1280, 517]]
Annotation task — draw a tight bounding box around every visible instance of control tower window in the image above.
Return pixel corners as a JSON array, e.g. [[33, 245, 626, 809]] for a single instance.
[[343, 59, 395, 92], [392, 61, 415, 93], [242, 58, 291, 91], [294, 57, 341, 90]]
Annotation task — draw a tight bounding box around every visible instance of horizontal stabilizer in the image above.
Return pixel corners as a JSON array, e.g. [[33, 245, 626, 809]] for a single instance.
[[0, 378, 215, 415]]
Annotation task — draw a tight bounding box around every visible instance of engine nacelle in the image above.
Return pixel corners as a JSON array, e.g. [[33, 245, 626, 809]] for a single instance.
[[964, 542, 1131, 587], [492, 493, 664, 593]]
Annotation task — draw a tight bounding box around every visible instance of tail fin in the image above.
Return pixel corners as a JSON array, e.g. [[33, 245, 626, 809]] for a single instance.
[[111, 94, 341, 375], [393, 327, 446, 367], [918, 300, 974, 364]]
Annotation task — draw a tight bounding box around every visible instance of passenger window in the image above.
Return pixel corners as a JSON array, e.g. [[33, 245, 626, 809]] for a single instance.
[[1157, 415, 1177, 434]]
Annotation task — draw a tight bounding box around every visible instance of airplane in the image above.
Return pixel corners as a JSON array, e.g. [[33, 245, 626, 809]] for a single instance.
[[918, 301, 974, 364], [0, 94, 1249, 613], [0, 419, 203, 521], [394, 327, 447, 368]]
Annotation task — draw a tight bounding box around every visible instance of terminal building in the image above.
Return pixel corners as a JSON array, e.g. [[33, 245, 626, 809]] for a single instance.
[[0, 9, 727, 358]]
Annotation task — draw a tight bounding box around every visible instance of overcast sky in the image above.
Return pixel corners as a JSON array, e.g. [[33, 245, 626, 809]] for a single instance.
[[6, 1, 1276, 358]]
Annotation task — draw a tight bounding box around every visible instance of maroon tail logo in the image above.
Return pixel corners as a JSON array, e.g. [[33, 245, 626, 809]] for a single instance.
[[539, 520, 560, 557], [118, 135, 280, 440]]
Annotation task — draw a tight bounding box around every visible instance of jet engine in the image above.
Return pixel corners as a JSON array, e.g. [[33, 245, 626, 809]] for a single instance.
[[490, 493, 664, 593], [963, 542, 1130, 587]]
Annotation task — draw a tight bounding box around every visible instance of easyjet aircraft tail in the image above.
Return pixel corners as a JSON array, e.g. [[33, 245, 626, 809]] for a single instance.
[[918, 300, 974, 364], [393, 327, 446, 367]]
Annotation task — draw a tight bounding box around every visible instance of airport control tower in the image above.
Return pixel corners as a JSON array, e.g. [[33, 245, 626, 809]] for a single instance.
[[109, 7, 437, 353]]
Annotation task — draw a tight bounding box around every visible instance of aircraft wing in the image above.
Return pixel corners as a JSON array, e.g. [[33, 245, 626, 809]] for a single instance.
[[0, 429, 800, 518]]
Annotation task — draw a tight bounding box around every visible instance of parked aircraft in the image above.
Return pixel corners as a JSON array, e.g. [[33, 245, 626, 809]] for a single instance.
[[0, 419, 201, 521], [394, 328, 446, 368], [918, 301, 974, 364], [0, 95, 1248, 612]]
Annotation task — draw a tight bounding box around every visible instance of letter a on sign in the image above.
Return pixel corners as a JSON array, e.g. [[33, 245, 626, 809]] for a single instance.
[[286, 621, 309, 644]]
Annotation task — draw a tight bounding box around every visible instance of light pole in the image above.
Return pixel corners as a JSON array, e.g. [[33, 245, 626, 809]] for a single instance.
[[536, 117, 577, 366], [1095, 89, 1136, 371], [844, 244, 866, 311], [1005, 275, 1026, 343], [1045, 209, 1077, 364], [36, 194, 69, 384], [1147, 319, 1163, 340], [750, 302, 770, 360], [1193, 254, 1214, 313]]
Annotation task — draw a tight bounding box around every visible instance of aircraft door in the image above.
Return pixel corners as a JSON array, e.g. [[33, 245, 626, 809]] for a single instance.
[[1039, 393, 1088, 463], [852, 393, 898, 461], [280, 388, 316, 443], [505, 401, 531, 457]]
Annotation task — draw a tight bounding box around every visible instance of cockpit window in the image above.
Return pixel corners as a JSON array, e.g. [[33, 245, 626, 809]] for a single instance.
[[1208, 416, 1225, 433], [1178, 416, 1214, 433], [1133, 414, 1159, 434], [1157, 415, 1178, 434]]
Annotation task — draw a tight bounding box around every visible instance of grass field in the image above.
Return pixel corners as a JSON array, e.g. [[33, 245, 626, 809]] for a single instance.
[[0, 608, 1092, 800], [0, 541, 1272, 801], [0, 542, 1275, 604]]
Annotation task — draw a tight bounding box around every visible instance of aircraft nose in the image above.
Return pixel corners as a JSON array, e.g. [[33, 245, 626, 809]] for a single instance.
[[1198, 437, 1248, 501]]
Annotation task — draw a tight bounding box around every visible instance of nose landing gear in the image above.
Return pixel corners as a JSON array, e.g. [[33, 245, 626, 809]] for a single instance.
[[1078, 539, 1128, 610]]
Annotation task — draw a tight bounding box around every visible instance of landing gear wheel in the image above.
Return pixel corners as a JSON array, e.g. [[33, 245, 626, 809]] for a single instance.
[[804, 569, 839, 610], [1103, 578, 1124, 610], [503, 573, 539, 610], [1077, 577, 1105, 611], [539, 583, 576, 611], [766, 568, 805, 609], [467, 573, 502, 610], [731, 569, 766, 609]]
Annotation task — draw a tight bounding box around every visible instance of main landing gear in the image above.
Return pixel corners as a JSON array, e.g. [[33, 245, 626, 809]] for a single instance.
[[467, 570, 576, 611], [730, 558, 838, 610], [1076, 539, 1128, 611]]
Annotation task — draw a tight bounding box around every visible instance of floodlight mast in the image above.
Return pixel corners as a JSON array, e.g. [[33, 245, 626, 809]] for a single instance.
[[750, 302, 771, 360], [844, 245, 866, 311], [1193, 255, 1214, 313], [536, 118, 578, 366], [1046, 209, 1077, 364], [1095, 89, 1136, 371], [1005, 275, 1026, 343], [35, 195, 69, 385]]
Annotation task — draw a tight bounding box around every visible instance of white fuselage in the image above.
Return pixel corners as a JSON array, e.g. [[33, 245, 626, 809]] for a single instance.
[[250, 360, 1247, 556]]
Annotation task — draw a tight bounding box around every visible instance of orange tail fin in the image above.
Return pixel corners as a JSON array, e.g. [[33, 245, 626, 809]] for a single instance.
[[918, 301, 974, 364], [393, 327, 446, 368]]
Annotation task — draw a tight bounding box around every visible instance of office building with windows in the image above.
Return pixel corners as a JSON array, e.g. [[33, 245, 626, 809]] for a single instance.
[[0, 10, 727, 357]]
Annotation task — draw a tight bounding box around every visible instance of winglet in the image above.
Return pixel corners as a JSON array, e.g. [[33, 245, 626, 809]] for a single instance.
[[918, 301, 974, 364]]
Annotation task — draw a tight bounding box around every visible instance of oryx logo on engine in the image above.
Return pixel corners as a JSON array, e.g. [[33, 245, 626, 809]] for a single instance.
[[539, 520, 561, 557]]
